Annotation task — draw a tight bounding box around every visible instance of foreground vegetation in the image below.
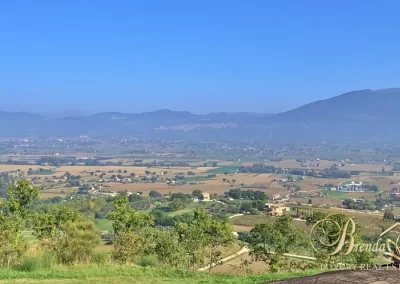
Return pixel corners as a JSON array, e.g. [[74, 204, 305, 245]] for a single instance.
[[0, 264, 324, 284], [0, 180, 387, 283]]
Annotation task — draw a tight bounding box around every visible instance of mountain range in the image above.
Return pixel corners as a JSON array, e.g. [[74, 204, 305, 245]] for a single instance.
[[1, 88, 399, 142]]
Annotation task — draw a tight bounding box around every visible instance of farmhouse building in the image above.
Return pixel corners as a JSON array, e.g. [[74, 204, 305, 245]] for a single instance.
[[202, 192, 211, 201], [265, 203, 290, 216]]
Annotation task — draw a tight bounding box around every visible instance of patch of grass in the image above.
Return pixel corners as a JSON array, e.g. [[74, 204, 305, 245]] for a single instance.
[[185, 175, 214, 182], [322, 190, 348, 200], [96, 219, 113, 233], [0, 264, 324, 284], [137, 254, 159, 267], [371, 258, 391, 265], [168, 209, 194, 217], [205, 166, 239, 175], [16, 253, 56, 272], [21, 231, 40, 244]]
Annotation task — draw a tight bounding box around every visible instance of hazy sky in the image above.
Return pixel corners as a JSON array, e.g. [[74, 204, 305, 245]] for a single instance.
[[1, 0, 400, 114]]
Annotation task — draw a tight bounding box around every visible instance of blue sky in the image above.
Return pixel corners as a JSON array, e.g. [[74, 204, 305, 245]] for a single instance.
[[1, 0, 400, 114]]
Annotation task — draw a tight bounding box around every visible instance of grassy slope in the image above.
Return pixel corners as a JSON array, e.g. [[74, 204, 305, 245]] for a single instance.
[[0, 265, 323, 284], [322, 190, 348, 200]]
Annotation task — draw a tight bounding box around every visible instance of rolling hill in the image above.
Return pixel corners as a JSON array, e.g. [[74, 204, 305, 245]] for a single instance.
[[260, 88, 400, 141], [1, 88, 399, 141]]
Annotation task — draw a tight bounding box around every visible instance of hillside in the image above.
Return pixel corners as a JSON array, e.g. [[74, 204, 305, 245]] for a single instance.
[[1, 88, 399, 141], [269, 88, 400, 122], [259, 88, 400, 141]]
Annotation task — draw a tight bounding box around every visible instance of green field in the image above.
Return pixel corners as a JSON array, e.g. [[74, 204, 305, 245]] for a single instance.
[[185, 175, 215, 182], [205, 166, 239, 175], [0, 265, 324, 284], [322, 190, 348, 200], [29, 170, 56, 175]]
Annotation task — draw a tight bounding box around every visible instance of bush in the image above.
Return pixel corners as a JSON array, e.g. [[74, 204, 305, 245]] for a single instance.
[[47, 220, 101, 265], [112, 232, 144, 263], [92, 252, 109, 265], [137, 254, 159, 267], [0, 228, 26, 268], [17, 253, 56, 271]]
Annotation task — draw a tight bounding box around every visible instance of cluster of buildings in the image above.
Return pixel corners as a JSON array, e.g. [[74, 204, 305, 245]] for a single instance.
[[291, 191, 326, 198], [335, 181, 364, 192]]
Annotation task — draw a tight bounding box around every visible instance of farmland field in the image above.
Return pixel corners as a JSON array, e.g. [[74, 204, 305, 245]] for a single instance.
[[205, 166, 239, 174]]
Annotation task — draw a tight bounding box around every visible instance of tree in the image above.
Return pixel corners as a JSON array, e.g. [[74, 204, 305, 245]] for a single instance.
[[33, 207, 83, 240], [222, 178, 226, 183], [205, 215, 235, 272], [248, 214, 307, 272], [192, 190, 203, 199], [5, 181, 40, 218], [384, 209, 395, 221], [129, 200, 151, 211], [149, 190, 162, 198], [107, 197, 154, 235], [240, 202, 252, 213], [232, 179, 236, 185], [252, 200, 266, 211], [370, 185, 379, 192], [175, 209, 234, 271], [128, 194, 141, 202], [150, 209, 175, 227], [112, 227, 189, 268], [169, 198, 187, 211], [0, 181, 39, 268]]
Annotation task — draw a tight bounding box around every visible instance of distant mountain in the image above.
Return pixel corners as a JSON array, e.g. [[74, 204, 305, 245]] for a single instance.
[[0, 109, 266, 138], [260, 88, 400, 141], [38, 109, 87, 118], [1, 89, 399, 142], [269, 88, 400, 122]]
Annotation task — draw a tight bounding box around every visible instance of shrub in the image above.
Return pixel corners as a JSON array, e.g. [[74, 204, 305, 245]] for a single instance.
[[17, 253, 56, 271], [112, 232, 145, 263], [0, 225, 26, 268], [137, 254, 159, 267], [92, 252, 109, 265], [46, 220, 101, 265]]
